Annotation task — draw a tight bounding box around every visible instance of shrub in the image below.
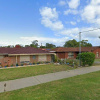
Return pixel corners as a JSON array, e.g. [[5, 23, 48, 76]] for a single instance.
[[66, 59, 79, 67], [54, 55, 59, 63], [58, 59, 65, 64], [11, 64, 13, 67], [77, 52, 95, 66], [16, 63, 18, 66]]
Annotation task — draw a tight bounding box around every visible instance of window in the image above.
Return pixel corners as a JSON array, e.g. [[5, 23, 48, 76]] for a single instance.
[[20, 55, 30, 62], [68, 52, 74, 58], [38, 55, 47, 61], [33, 55, 36, 59], [96, 52, 99, 57]]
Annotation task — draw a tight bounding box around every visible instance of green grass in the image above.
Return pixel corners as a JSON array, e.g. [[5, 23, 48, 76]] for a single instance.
[[93, 59, 100, 66], [95, 59, 100, 62], [0, 64, 74, 82], [0, 71, 100, 100]]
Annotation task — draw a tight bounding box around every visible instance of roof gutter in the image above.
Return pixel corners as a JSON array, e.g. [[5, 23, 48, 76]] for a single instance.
[[0, 53, 8, 56], [8, 53, 55, 56]]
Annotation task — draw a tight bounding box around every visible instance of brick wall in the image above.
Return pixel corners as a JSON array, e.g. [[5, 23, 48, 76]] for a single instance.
[[56, 52, 65, 59], [0, 54, 53, 67], [65, 53, 68, 58], [93, 48, 100, 59], [30, 55, 38, 63], [74, 53, 78, 58], [47, 55, 51, 62], [0, 57, 13, 67], [10, 56, 16, 65], [56, 52, 78, 59]]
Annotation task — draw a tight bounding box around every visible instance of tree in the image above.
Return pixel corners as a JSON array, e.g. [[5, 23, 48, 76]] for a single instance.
[[7, 45, 14, 48], [64, 39, 92, 47], [81, 40, 92, 47], [64, 39, 79, 47], [30, 40, 38, 48], [25, 45, 30, 47], [40, 46, 46, 48], [46, 43, 56, 48]]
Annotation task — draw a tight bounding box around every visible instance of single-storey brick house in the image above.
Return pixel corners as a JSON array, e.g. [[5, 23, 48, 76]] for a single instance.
[[0, 47, 55, 67], [51, 47, 100, 59]]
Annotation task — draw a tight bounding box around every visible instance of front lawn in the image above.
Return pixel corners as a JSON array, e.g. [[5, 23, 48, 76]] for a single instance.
[[0, 71, 100, 100], [93, 59, 100, 66], [95, 59, 100, 62], [0, 64, 74, 82]]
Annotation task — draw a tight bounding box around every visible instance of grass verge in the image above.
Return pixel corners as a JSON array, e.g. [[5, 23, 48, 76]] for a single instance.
[[0, 71, 100, 100], [0, 64, 74, 82]]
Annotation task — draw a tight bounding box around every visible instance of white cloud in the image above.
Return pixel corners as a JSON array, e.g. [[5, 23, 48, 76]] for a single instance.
[[80, 27, 100, 38], [70, 21, 76, 25], [68, 0, 80, 9], [40, 7, 64, 31], [64, 9, 78, 15], [40, 7, 58, 19], [82, 0, 100, 26], [0, 41, 10, 46], [59, 27, 100, 46], [58, 0, 66, 6], [60, 28, 80, 40], [61, 28, 79, 35], [20, 36, 69, 46]]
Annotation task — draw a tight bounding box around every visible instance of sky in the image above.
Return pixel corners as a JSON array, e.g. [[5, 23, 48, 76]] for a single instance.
[[0, 0, 100, 47]]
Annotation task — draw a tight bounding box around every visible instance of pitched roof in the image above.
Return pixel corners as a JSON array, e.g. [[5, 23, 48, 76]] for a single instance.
[[0, 47, 51, 55], [51, 47, 99, 52]]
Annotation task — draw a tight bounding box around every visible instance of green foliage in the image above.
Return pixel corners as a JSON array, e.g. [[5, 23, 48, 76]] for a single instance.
[[30, 40, 38, 48], [81, 40, 92, 47], [64, 39, 92, 47], [66, 59, 79, 67], [54, 55, 59, 62], [0, 64, 74, 82], [77, 52, 95, 66], [57, 59, 79, 67], [16, 63, 18, 66], [46, 43, 56, 48], [64, 39, 78, 47], [11, 64, 13, 67]]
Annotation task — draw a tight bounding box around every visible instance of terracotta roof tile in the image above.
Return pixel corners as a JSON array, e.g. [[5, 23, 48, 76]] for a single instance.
[[51, 47, 99, 52], [0, 47, 51, 54]]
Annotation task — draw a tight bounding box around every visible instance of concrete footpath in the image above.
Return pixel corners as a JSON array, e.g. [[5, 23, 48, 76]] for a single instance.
[[0, 66, 100, 93]]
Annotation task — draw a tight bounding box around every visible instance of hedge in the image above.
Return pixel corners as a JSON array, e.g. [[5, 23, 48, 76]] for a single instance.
[[77, 52, 95, 66]]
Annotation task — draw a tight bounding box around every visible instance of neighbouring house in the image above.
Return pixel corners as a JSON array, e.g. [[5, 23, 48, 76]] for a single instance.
[[51, 47, 100, 59], [0, 47, 55, 67]]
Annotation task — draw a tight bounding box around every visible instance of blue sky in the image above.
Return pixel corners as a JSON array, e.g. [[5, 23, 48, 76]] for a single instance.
[[0, 0, 100, 46]]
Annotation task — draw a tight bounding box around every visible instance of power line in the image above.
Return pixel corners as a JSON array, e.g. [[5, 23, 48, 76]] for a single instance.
[[79, 27, 100, 67], [80, 28, 100, 33]]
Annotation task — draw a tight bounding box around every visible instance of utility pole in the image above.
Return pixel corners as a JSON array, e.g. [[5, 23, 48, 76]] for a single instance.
[[79, 32, 81, 67], [78, 28, 100, 67], [99, 36, 100, 47]]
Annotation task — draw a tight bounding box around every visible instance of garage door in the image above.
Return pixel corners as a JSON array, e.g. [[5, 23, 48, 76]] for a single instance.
[[38, 55, 47, 61], [20, 55, 30, 62]]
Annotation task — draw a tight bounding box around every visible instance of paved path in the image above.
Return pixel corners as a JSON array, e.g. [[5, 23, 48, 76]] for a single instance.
[[0, 66, 100, 93]]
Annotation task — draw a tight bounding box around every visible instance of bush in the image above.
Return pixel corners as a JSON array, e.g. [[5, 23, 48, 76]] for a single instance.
[[77, 52, 95, 66], [58, 59, 65, 64], [66, 59, 79, 67], [54, 55, 59, 63], [16, 63, 18, 66]]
